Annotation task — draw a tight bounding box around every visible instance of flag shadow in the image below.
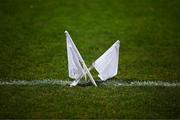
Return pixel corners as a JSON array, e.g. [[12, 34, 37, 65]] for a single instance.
[[77, 80, 104, 87]]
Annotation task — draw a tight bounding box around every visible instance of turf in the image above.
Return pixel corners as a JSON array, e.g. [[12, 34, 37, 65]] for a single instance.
[[0, 0, 180, 118], [0, 85, 179, 119]]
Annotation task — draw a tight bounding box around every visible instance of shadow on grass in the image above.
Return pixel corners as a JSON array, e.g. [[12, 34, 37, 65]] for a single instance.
[[66, 80, 105, 87], [78, 80, 103, 87]]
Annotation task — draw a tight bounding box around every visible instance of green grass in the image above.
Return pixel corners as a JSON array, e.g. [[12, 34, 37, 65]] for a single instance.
[[0, 85, 179, 119], [0, 0, 180, 118]]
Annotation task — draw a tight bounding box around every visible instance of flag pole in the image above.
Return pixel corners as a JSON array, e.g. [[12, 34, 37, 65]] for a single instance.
[[65, 31, 97, 87], [82, 63, 87, 80]]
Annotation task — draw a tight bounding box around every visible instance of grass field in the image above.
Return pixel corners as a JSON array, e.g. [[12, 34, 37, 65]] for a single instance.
[[0, 0, 180, 118]]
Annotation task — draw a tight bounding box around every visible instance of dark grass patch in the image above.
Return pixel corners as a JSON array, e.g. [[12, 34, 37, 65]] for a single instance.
[[0, 85, 179, 119]]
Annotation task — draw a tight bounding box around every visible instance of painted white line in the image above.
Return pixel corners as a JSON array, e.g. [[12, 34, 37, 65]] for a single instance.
[[0, 79, 71, 86], [103, 80, 180, 87], [0, 79, 179, 87]]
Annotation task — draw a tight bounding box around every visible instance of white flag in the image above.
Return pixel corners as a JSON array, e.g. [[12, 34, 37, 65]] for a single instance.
[[65, 31, 84, 80], [93, 40, 120, 81], [65, 31, 97, 87]]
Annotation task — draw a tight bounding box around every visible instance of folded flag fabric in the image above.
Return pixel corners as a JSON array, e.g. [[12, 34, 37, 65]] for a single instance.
[[65, 30, 120, 87], [65, 31, 97, 87], [92, 40, 120, 81], [65, 31, 84, 80]]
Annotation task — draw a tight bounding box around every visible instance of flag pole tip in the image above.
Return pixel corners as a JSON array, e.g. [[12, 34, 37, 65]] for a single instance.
[[64, 30, 68, 34], [117, 40, 120, 44]]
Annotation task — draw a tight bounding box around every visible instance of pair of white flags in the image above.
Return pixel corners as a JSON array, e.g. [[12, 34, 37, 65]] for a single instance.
[[65, 31, 120, 87]]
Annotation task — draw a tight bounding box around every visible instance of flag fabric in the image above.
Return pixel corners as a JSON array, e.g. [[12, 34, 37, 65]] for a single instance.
[[65, 31, 97, 87], [92, 40, 120, 81], [65, 31, 84, 80], [65, 30, 119, 86]]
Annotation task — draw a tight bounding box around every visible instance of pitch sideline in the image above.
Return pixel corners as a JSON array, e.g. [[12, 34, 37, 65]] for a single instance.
[[0, 79, 179, 87]]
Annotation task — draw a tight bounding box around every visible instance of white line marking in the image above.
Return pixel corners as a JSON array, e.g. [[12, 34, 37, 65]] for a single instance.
[[103, 80, 180, 87], [0, 79, 71, 86], [0, 79, 179, 87]]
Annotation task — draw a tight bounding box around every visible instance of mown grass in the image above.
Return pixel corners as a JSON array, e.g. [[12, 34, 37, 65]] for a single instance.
[[0, 0, 180, 118], [0, 0, 179, 80], [0, 85, 179, 119]]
